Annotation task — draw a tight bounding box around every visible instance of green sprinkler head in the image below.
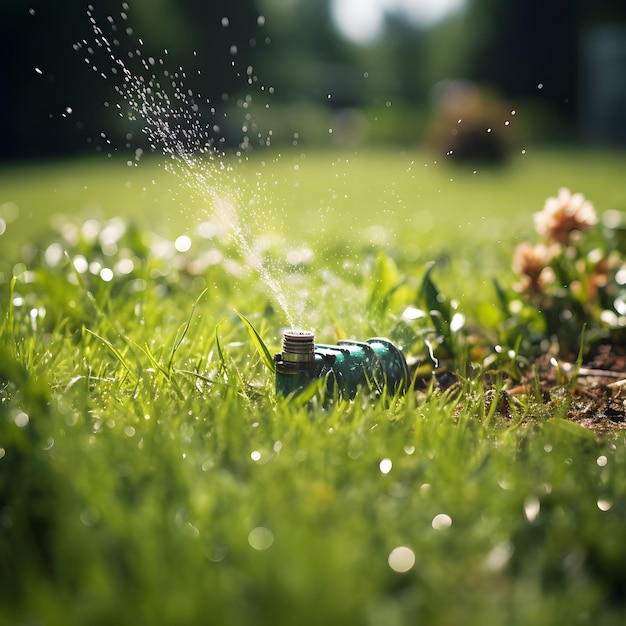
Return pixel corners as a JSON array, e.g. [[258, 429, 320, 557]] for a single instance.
[[274, 330, 410, 400]]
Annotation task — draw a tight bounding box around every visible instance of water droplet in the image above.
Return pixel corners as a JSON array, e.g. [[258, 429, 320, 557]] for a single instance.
[[597, 455, 608, 467], [221, 16, 229, 27], [450, 312, 466, 333], [248, 526, 274, 550], [388, 546, 415, 573], [15, 412, 30, 428], [524, 495, 540, 522], [597, 499, 612, 512], [432, 513, 452, 529], [175, 235, 192, 252], [257, 15, 265, 27], [402, 306, 426, 321], [483, 542, 514, 572], [379, 458, 393, 474], [73, 256, 89, 274]]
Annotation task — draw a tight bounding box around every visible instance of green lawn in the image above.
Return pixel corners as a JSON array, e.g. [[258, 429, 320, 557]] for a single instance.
[[1, 147, 626, 625]]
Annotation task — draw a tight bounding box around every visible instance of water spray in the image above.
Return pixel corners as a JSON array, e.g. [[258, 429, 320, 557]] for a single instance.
[[274, 331, 410, 400]]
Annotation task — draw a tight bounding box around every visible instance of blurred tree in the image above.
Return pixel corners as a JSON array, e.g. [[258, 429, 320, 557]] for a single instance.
[[459, 0, 581, 122], [256, 0, 357, 105], [0, 0, 102, 158], [455, 0, 626, 138], [0, 0, 265, 159], [4, 0, 624, 158]]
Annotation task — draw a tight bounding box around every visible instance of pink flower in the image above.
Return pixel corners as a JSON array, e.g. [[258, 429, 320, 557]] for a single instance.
[[533, 187, 597, 244]]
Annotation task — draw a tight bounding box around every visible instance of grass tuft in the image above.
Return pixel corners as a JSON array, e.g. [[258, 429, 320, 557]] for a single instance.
[[2, 149, 626, 625]]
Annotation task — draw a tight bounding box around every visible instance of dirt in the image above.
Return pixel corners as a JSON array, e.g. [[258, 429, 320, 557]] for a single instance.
[[422, 342, 626, 433], [526, 342, 626, 432]]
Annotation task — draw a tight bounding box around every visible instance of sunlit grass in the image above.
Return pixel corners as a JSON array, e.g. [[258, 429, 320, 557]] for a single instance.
[[2, 147, 626, 625]]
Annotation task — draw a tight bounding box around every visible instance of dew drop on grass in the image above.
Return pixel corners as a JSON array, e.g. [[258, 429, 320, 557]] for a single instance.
[[379, 458, 392, 474], [432, 513, 452, 530], [14, 412, 29, 428], [596, 455, 608, 467], [175, 235, 192, 252], [524, 495, 540, 522], [450, 312, 466, 333], [248, 526, 274, 551], [597, 499, 612, 512], [483, 542, 514, 572], [388, 546, 415, 573], [0, 201, 19, 222], [43, 244, 61, 267]]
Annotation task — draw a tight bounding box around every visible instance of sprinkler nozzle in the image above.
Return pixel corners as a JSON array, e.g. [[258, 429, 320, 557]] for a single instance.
[[281, 330, 315, 363], [275, 331, 409, 400]]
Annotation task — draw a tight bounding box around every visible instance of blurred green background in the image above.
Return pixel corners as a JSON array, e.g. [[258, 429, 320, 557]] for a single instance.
[[2, 0, 626, 161]]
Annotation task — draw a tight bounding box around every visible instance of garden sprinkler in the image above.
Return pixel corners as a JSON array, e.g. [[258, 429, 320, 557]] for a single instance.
[[274, 330, 410, 400]]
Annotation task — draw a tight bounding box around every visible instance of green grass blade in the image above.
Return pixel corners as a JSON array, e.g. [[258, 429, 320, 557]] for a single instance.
[[234, 310, 276, 374], [167, 287, 208, 372], [214, 323, 228, 375], [1, 275, 17, 342], [85, 327, 137, 384]]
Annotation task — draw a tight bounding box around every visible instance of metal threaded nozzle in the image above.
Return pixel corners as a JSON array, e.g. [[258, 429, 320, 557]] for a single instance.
[[281, 330, 315, 363]]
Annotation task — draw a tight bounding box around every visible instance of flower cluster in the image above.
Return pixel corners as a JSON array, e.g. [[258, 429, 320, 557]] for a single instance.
[[514, 188, 599, 289], [509, 187, 626, 354], [533, 187, 598, 244]]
